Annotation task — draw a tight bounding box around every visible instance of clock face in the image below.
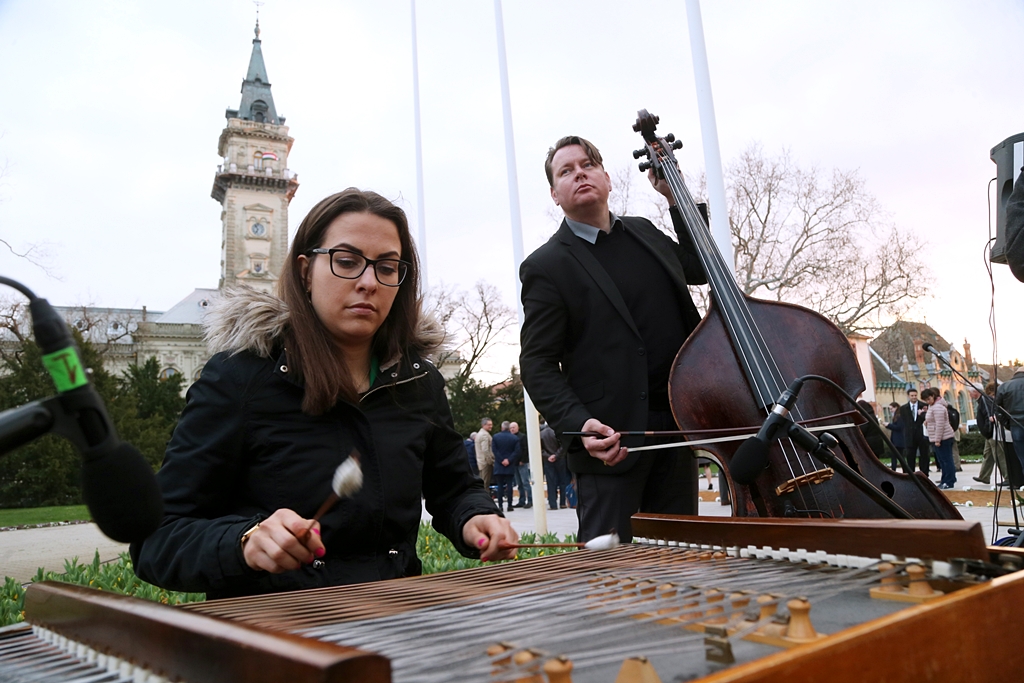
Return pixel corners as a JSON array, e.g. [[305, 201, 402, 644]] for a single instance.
[[251, 222, 267, 237]]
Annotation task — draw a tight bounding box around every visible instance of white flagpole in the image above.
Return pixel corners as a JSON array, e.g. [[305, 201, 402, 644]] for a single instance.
[[410, 0, 428, 286], [685, 0, 734, 271], [493, 0, 546, 534]]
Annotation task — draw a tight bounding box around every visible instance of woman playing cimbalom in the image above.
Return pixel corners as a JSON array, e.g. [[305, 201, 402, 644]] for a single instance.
[[132, 189, 516, 598]]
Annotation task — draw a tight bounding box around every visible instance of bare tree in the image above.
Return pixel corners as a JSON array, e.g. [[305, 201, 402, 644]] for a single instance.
[[0, 298, 139, 365], [425, 280, 517, 383], [607, 143, 930, 334], [1, 239, 57, 276], [0, 149, 58, 277], [726, 144, 928, 333]]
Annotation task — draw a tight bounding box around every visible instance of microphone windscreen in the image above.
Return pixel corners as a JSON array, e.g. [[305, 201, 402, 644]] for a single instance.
[[81, 442, 163, 543], [730, 437, 769, 486]]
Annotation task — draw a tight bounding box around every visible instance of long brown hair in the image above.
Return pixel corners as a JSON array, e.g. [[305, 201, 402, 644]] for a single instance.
[[279, 188, 421, 414]]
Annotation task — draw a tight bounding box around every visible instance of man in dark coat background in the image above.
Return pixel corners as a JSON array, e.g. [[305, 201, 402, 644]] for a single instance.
[[540, 418, 569, 510], [899, 388, 930, 475], [491, 421, 521, 513], [519, 135, 707, 542]]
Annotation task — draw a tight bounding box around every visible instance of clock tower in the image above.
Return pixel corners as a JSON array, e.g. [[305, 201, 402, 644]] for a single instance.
[[212, 21, 299, 292]]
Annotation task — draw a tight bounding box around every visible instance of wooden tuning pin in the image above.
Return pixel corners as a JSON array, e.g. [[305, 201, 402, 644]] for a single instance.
[[783, 598, 823, 643], [742, 595, 787, 645], [730, 592, 752, 611], [756, 594, 777, 621], [542, 655, 573, 683], [487, 642, 513, 675], [873, 562, 903, 593], [870, 563, 943, 603], [906, 564, 943, 601], [614, 656, 663, 683], [702, 590, 728, 625], [711, 592, 751, 629], [512, 649, 544, 683]]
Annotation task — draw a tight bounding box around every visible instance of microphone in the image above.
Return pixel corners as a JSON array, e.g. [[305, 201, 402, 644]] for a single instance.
[[731, 378, 806, 485], [80, 441, 164, 543], [28, 294, 163, 543], [922, 342, 939, 355]]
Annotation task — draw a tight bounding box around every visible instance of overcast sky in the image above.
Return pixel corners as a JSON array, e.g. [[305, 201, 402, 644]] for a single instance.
[[2, 0, 1023, 380]]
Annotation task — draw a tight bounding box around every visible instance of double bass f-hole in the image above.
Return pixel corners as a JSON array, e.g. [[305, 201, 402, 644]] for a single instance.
[[631, 109, 958, 521]]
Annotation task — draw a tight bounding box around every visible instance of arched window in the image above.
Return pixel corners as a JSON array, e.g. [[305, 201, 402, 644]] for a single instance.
[[251, 100, 268, 123], [958, 391, 968, 417], [159, 367, 179, 381]]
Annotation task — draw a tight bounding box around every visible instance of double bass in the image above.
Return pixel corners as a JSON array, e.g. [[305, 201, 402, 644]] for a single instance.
[[632, 110, 958, 520]]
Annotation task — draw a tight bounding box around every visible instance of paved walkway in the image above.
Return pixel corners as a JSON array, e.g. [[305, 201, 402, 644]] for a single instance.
[[1, 460, 1018, 584], [0, 523, 129, 584]]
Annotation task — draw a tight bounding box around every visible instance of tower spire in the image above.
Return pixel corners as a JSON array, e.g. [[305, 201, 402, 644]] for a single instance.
[[224, 14, 282, 125]]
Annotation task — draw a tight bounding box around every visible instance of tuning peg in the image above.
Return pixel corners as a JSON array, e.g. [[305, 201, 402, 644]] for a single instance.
[[632, 148, 649, 159], [638, 161, 652, 172], [665, 133, 675, 143], [672, 140, 683, 150]]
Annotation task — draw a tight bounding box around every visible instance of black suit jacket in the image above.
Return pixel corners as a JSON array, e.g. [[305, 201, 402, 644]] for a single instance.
[[519, 210, 706, 475], [898, 401, 927, 447]]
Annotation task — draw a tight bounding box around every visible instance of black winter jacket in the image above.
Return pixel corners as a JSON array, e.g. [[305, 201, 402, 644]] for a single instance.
[[130, 290, 497, 599]]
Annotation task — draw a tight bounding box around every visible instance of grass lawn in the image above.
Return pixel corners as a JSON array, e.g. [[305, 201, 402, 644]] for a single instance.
[[0, 505, 91, 527]]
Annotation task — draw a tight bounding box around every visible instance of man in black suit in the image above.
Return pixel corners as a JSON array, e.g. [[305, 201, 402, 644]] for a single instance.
[[519, 135, 707, 542], [898, 388, 930, 474]]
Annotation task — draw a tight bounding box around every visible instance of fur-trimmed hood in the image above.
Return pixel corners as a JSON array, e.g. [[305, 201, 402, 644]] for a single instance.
[[203, 285, 447, 366]]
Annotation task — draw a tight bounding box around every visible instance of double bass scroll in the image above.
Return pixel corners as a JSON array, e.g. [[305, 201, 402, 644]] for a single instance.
[[631, 109, 958, 521]]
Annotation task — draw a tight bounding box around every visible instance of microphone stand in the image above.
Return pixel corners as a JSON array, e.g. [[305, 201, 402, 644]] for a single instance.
[[0, 394, 112, 461], [0, 399, 56, 458]]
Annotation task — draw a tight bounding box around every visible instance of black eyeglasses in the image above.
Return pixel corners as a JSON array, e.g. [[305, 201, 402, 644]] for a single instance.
[[308, 248, 410, 287]]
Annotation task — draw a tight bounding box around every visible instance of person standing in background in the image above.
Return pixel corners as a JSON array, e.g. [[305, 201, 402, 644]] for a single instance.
[[973, 383, 1007, 486], [509, 422, 533, 508], [899, 389, 930, 475], [857, 400, 885, 457], [884, 401, 904, 470], [540, 418, 569, 510], [492, 421, 521, 512], [475, 418, 494, 490], [996, 367, 1024, 481], [922, 388, 956, 490], [465, 432, 479, 476]]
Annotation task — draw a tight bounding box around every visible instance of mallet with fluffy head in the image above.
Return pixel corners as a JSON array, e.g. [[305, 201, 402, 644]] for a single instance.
[[499, 532, 620, 551], [303, 451, 362, 540]]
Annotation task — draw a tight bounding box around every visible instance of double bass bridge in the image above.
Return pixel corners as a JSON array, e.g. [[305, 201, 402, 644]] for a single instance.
[[775, 467, 835, 496]]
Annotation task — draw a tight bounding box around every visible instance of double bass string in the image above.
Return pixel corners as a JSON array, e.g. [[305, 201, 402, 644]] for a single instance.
[[651, 140, 833, 517], [669, 167, 834, 516], [655, 154, 810, 500]]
